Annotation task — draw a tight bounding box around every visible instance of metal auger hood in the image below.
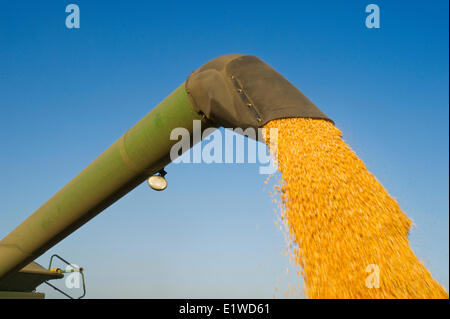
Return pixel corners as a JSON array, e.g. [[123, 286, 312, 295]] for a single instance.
[[186, 54, 332, 129]]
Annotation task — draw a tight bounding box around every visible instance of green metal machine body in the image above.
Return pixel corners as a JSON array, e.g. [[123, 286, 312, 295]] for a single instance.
[[0, 54, 330, 298], [0, 85, 210, 297]]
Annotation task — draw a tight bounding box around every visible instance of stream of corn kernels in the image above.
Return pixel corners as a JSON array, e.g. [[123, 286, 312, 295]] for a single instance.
[[264, 118, 448, 299]]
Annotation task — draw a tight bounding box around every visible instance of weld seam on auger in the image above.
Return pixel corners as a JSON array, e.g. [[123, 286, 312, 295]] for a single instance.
[[118, 134, 142, 174]]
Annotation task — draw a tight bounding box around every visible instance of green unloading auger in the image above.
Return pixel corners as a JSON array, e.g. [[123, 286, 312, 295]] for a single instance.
[[0, 54, 331, 297]]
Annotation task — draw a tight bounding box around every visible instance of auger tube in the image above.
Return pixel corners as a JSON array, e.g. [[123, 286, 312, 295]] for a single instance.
[[0, 84, 211, 282], [0, 54, 331, 284]]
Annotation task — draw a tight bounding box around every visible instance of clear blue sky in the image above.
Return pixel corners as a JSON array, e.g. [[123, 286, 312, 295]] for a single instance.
[[0, 0, 448, 298]]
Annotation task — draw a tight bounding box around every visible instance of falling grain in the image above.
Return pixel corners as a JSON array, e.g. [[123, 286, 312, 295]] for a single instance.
[[264, 118, 448, 299]]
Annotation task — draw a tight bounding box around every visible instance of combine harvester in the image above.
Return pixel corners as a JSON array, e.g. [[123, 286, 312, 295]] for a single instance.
[[0, 55, 331, 298]]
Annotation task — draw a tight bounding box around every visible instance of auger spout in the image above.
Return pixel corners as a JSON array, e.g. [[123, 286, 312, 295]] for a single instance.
[[0, 54, 330, 285]]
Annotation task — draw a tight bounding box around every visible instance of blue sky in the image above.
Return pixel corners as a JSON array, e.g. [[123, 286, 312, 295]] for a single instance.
[[0, 0, 448, 298]]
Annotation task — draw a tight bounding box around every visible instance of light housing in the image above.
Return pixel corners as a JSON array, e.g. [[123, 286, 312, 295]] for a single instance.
[[147, 175, 167, 191]]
